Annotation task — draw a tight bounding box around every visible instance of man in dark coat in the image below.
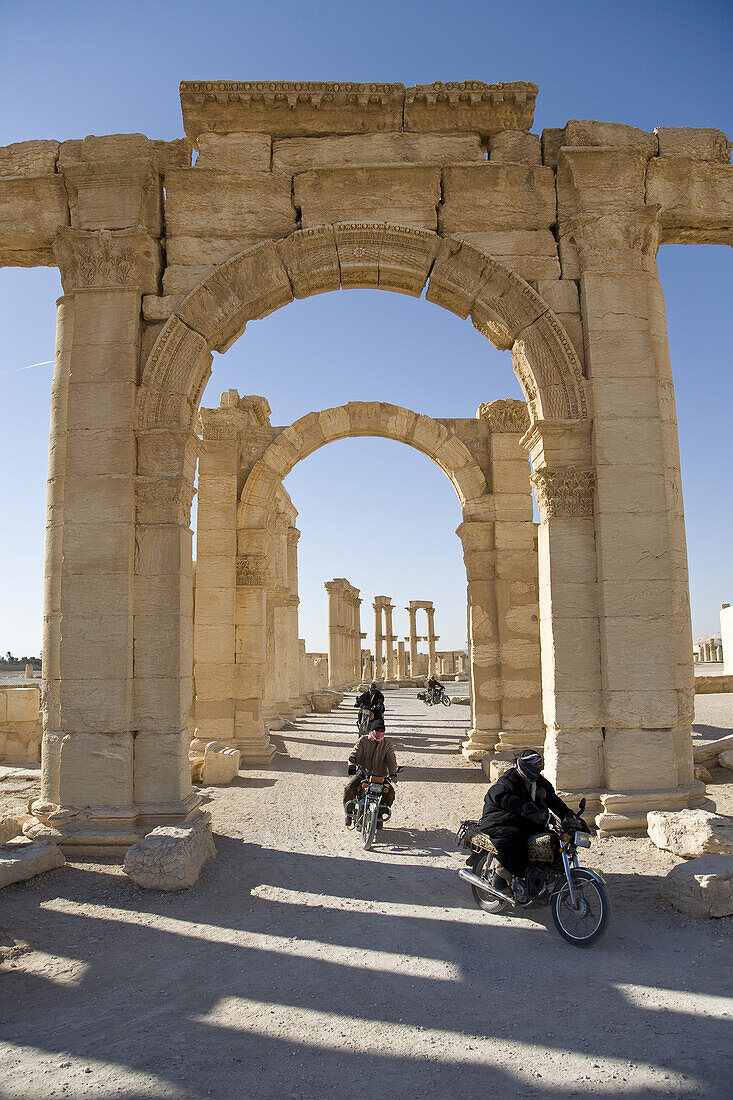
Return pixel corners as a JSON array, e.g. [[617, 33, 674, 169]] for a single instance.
[[354, 681, 385, 732], [474, 749, 572, 901]]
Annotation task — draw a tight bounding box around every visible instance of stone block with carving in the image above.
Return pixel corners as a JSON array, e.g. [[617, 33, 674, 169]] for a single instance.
[[201, 741, 240, 785], [660, 855, 733, 918], [647, 809, 733, 858], [311, 691, 335, 713], [0, 837, 65, 889], [123, 814, 215, 891]]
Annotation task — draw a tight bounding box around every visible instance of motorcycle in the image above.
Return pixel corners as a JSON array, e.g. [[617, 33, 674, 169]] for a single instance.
[[356, 705, 372, 735], [417, 687, 451, 707], [456, 798, 610, 947], [346, 766, 404, 850]]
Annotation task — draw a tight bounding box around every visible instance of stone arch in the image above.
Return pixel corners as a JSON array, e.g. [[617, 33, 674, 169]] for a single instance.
[[136, 224, 588, 435], [238, 400, 490, 531]]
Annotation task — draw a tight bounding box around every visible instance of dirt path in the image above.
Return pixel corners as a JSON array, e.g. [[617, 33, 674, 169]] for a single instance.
[[0, 689, 731, 1099]]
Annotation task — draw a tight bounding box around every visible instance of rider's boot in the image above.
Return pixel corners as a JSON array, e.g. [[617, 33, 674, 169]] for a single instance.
[[491, 870, 511, 895], [344, 814, 352, 828], [513, 876, 529, 904]]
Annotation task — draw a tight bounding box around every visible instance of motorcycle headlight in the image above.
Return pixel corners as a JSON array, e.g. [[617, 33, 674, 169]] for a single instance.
[[574, 831, 591, 848]]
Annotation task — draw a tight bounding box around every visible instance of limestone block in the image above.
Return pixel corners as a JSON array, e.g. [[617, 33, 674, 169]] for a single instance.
[[294, 167, 441, 231], [164, 168, 296, 256], [277, 224, 340, 297], [541, 128, 564, 167], [123, 814, 215, 891], [604, 730, 679, 791], [0, 838, 65, 889], [655, 127, 732, 163], [453, 229, 560, 281], [489, 758, 514, 782], [0, 140, 59, 176], [557, 148, 647, 216], [6, 688, 40, 723], [273, 133, 484, 171], [201, 741, 240, 785], [534, 279, 579, 315], [0, 175, 69, 265], [694, 765, 713, 783], [692, 735, 733, 766], [134, 729, 191, 804], [0, 816, 24, 844], [311, 691, 335, 713], [563, 120, 657, 157], [647, 809, 733, 858], [142, 294, 185, 322], [720, 750, 733, 771], [489, 131, 541, 164], [660, 855, 733, 918], [440, 164, 556, 232], [180, 82, 405, 142], [646, 158, 733, 244], [404, 81, 537, 137], [163, 264, 217, 295], [195, 132, 271, 171]]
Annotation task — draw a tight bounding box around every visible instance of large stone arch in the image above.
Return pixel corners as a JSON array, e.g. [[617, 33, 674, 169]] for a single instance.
[[136, 224, 588, 435]]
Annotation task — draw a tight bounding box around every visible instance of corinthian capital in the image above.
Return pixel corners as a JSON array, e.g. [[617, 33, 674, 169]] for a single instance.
[[530, 467, 596, 520], [53, 226, 161, 294], [561, 207, 661, 275], [477, 398, 530, 434]]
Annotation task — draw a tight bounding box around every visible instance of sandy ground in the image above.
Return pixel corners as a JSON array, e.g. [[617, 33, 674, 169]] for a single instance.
[[1, 688, 732, 1100]]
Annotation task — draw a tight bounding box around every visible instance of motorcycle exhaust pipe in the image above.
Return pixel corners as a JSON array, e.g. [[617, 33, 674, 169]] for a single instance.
[[458, 868, 515, 906]]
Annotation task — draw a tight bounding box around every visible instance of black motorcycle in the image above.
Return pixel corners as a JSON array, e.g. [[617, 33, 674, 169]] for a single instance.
[[456, 799, 610, 947], [346, 766, 404, 850], [417, 687, 451, 707]]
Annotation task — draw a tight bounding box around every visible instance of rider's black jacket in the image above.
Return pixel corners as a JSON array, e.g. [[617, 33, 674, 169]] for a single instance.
[[479, 768, 570, 832], [355, 689, 385, 717]]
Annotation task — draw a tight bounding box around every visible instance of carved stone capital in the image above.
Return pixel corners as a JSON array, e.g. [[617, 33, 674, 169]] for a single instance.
[[236, 553, 270, 586], [53, 226, 161, 294], [530, 467, 596, 520], [135, 476, 195, 526], [286, 527, 301, 546], [561, 208, 661, 275], [477, 398, 530, 434], [198, 405, 249, 441]]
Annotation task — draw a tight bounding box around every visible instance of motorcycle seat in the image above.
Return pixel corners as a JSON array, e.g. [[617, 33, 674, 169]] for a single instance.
[[470, 830, 555, 864]]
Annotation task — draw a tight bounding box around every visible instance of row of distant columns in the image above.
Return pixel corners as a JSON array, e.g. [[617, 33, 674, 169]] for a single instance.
[[325, 578, 363, 688], [694, 640, 723, 663]]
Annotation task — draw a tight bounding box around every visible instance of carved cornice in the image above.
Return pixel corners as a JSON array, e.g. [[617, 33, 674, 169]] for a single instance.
[[405, 80, 537, 134], [53, 227, 161, 294], [135, 476, 195, 526], [236, 553, 270, 586], [530, 467, 596, 520], [477, 398, 530, 434]]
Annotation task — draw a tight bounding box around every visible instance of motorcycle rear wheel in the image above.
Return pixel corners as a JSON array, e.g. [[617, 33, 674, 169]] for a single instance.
[[551, 869, 610, 947], [441, 695, 452, 707], [470, 853, 510, 914], [362, 802, 378, 850]]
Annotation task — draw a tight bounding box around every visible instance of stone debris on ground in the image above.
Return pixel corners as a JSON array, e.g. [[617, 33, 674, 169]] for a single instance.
[[0, 837, 65, 888], [122, 813, 216, 891], [660, 854, 733, 918], [719, 749, 733, 771], [647, 808, 733, 858]]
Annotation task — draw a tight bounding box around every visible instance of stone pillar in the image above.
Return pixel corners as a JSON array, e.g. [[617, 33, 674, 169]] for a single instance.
[[234, 539, 276, 761], [30, 224, 202, 852], [407, 607, 419, 679], [373, 599, 385, 683], [286, 528, 305, 716], [458, 519, 503, 759], [557, 153, 698, 828], [426, 605, 437, 677], [384, 600, 396, 681], [397, 641, 407, 679], [480, 399, 544, 755]]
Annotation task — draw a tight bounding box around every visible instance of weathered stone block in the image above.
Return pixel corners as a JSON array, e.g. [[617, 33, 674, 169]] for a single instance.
[[454, 229, 560, 281], [0, 175, 69, 265], [164, 168, 296, 253], [295, 167, 441, 231], [195, 132, 271, 171], [0, 816, 24, 844], [441, 164, 556, 232], [404, 81, 538, 137], [123, 814, 215, 890], [720, 749, 733, 771], [274, 132, 483, 171], [646, 158, 733, 244], [648, 809, 733, 858], [0, 838, 64, 889], [0, 140, 59, 176], [660, 855, 733, 918], [563, 120, 657, 157], [557, 148, 647, 216], [201, 741, 240, 785], [655, 127, 732, 163], [489, 131, 541, 164]]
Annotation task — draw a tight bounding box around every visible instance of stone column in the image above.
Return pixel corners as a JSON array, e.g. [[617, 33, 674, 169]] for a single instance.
[[384, 601, 396, 681], [407, 607, 419, 679], [286, 528, 305, 716], [30, 225, 198, 851], [458, 519, 503, 759], [426, 605, 437, 677], [373, 600, 384, 683], [480, 399, 545, 755], [234, 539, 276, 761], [558, 153, 698, 828], [397, 641, 407, 679], [326, 581, 344, 688]]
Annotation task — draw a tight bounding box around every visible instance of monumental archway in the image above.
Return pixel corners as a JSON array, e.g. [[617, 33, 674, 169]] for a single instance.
[[6, 79, 723, 850]]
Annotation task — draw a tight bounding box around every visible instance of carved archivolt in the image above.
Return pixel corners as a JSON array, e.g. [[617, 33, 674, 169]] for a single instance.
[[530, 467, 596, 520], [137, 226, 587, 432]]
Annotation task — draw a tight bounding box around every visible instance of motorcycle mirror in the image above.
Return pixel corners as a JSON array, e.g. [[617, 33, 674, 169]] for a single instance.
[[579, 797, 586, 813]]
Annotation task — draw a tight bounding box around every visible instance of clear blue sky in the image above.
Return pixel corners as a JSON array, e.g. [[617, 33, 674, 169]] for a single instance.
[[1, 0, 731, 655]]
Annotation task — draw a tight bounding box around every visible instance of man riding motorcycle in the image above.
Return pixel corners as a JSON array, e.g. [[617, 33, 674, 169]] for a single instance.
[[470, 749, 573, 903], [354, 681, 385, 731], [343, 716, 398, 829], [425, 674, 444, 703]]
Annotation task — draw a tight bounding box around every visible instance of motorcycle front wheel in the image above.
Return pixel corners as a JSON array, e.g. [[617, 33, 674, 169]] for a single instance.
[[441, 695, 452, 707], [551, 869, 610, 947], [470, 852, 510, 914], [361, 801, 379, 850]]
